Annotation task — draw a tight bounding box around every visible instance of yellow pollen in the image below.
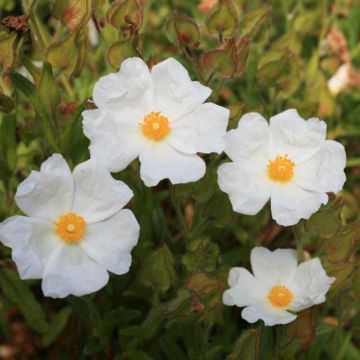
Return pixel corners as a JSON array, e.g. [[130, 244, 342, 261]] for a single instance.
[[140, 111, 170, 141], [268, 285, 293, 308], [55, 212, 86, 244], [267, 154, 295, 183]]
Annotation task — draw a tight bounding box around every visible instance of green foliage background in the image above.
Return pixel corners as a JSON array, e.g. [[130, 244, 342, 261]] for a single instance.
[[0, 0, 360, 358]]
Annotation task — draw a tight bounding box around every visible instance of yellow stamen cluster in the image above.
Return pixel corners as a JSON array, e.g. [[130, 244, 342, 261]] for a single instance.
[[268, 285, 293, 308], [140, 111, 171, 141], [267, 155, 295, 183], [55, 212, 86, 243]]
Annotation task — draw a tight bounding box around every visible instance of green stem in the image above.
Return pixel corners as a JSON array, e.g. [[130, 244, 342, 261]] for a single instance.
[[292, 225, 303, 261], [169, 185, 190, 241]]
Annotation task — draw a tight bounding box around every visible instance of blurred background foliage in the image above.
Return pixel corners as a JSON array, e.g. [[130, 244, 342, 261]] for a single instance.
[[0, 0, 360, 359]]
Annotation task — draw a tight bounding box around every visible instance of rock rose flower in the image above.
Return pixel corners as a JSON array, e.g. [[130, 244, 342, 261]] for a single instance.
[[82, 57, 229, 186], [223, 247, 335, 326], [0, 154, 139, 298], [217, 110, 346, 226]]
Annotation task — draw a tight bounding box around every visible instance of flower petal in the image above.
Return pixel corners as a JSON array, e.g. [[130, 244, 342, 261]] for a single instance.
[[270, 183, 328, 226], [42, 244, 109, 298], [93, 57, 153, 113], [251, 247, 297, 287], [241, 304, 296, 326], [151, 58, 211, 120], [217, 162, 271, 215], [72, 160, 133, 223], [80, 209, 139, 275], [82, 109, 143, 172], [270, 110, 327, 163], [15, 154, 73, 221], [0, 216, 60, 279], [294, 140, 346, 194], [225, 112, 272, 162], [168, 102, 229, 154], [223, 267, 266, 307], [139, 142, 206, 186], [289, 258, 335, 312]]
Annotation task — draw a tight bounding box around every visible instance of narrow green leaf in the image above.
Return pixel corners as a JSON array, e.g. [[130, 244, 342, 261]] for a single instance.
[[42, 307, 72, 347], [0, 93, 15, 113], [0, 268, 49, 334]]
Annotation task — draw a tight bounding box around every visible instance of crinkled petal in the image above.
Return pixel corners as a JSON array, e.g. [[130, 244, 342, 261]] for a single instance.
[[251, 247, 297, 287], [270, 183, 328, 226], [151, 58, 211, 120], [42, 244, 109, 298], [294, 140, 346, 194], [0, 216, 61, 279], [15, 154, 73, 221], [80, 210, 139, 275], [241, 304, 296, 326], [289, 258, 335, 312], [83, 108, 144, 173], [217, 162, 271, 216], [93, 57, 153, 113], [139, 142, 206, 186], [223, 268, 266, 307], [270, 110, 327, 163], [225, 112, 272, 162], [168, 103, 229, 154], [72, 160, 133, 223]]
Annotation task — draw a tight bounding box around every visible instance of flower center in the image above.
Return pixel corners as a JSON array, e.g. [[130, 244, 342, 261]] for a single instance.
[[267, 155, 295, 183], [140, 111, 171, 141], [55, 212, 86, 244], [268, 285, 293, 308]]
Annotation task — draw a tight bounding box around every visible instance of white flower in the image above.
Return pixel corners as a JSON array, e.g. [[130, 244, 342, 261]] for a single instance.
[[0, 154, 139, 298], [217, 110, 346, 226], [82, 57, 229, 186], [223, 247, 335, 326]]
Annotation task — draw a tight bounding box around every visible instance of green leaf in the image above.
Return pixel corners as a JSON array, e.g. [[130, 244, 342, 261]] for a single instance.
[[42, 307, 72, 347], [0, 112, 17, 172], [228, 328, 260, 360], [0, 269, 49, 334], [241, 4, 271, 39], [0, 32, 17, 71], [8, 72, 59, 151], [182, 238, 219, 273], [206, 0, 238, 37], [46, 32, 79, 77], [0, 93, 15, 113], [139, 244, 176, 293], [39, 63, 60, 119], [108, 38, 137, 69]]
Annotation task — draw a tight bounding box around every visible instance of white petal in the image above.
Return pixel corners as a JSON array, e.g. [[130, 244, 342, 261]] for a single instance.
[[270, 110, 327, 163], [42, 244, 109, 298], [295, 140, 346, 194], [225, 112, 272, 162], [223, 268, 266, 306], [151, 58, 211, 120], [0, 216, 60, 279], [168, 103, 229, 154], [270, 183, 328, 226], [93, 57, 153, 113], [72, 160, 133, 223], [241, 304, 296, 326], [83, 108, 144, 173], [217, 162, 271, 215], [251, 247, 297, 287], [289, 258, 335, 312], [15, 154, 73, 221], [80, 210, 139, 275], [139, 142, 206, 186]]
